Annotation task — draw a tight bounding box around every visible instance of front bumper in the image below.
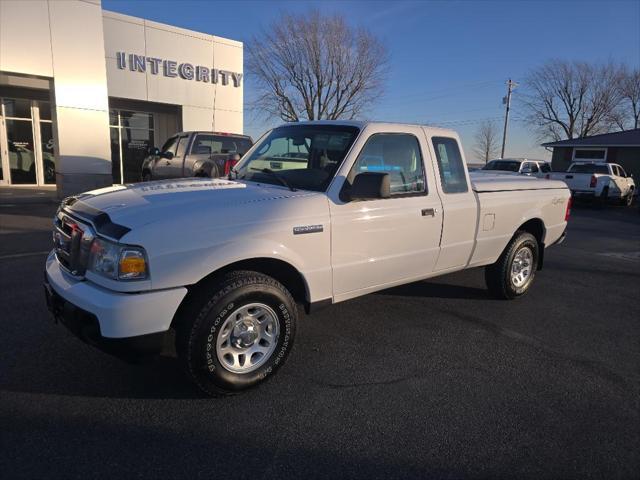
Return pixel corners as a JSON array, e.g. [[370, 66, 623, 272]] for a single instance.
[[44, 251, 188, 358]]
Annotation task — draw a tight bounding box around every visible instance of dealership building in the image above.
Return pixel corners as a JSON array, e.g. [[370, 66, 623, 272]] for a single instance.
[[0, 0, 243, 196]]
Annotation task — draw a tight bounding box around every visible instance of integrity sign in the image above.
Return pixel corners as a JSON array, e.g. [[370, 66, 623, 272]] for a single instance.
[[116, 52, 242, 87]]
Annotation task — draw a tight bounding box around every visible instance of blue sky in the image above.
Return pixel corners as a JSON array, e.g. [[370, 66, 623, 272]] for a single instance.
[[103, 0, 640, 161]]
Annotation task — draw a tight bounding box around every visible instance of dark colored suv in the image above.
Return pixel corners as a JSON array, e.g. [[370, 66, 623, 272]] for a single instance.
[[141, 131, 253, 181]]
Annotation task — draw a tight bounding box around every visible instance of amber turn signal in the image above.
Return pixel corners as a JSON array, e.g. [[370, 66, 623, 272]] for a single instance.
[[118, 249, 148, 280]]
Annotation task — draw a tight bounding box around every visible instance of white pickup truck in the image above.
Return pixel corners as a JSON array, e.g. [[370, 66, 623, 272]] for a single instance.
[[548, 161, 635, 206], [44, 121, 570, 396]]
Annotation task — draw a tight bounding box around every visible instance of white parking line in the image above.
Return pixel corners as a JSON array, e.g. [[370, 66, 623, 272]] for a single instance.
[[0, 251, 50, 261]]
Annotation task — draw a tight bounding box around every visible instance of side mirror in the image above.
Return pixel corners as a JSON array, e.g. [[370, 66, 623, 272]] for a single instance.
[[161, 151, 174, 160], [148, 147, 161, 156], [347, 172, 390, 201]]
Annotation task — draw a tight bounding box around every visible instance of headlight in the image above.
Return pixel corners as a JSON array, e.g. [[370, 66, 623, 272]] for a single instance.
[[88, 237, 148, 281]]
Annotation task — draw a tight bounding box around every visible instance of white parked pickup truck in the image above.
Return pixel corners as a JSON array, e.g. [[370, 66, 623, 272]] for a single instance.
[[44, 121, 570, 396], [548, 161, 635, 206]]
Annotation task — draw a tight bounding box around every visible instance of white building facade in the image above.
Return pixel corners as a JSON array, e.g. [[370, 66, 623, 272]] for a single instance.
[[0, 0, 243, 196]]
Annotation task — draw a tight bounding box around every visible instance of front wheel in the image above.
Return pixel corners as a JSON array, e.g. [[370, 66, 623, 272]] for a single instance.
[[485, 231, 539, 300], [175, 271, 297, 396]]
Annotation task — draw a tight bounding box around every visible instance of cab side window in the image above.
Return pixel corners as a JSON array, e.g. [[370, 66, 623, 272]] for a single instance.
[[529, 162, 539, 173], [175, 136, 189, 158], [431, 137, 468, 193], [350, 133, 426, 195], [161, 136, 179, 155], [191, 135, 221, 155], [540, 162, 551, 173]]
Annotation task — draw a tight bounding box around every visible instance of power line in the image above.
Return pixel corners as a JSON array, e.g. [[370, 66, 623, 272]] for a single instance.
[[422, 116, 504, 128], [373, 80, 501, 111], [381, 79, 501, 102]]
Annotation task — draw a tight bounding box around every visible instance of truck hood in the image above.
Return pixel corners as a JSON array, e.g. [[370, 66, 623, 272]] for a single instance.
[[65, 178, 316, 232], [469, 172, 567, 192]]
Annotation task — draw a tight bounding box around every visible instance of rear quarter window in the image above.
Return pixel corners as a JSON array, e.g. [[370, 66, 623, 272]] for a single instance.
[[431, 137, 468, 193]]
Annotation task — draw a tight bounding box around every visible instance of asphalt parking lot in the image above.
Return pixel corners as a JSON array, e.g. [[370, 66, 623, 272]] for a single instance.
[[1, 200, 639, 479]]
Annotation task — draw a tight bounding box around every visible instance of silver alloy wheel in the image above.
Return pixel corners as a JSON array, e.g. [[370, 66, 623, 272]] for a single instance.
[[216, 303, 280, 374], [511, 246, 533, 288]]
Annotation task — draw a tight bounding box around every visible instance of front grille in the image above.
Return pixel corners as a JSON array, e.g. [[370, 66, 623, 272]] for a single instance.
[[53, 211, 95, 276]]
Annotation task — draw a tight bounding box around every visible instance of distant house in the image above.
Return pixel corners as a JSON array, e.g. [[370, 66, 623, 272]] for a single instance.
[[542, 129, 640, 179]]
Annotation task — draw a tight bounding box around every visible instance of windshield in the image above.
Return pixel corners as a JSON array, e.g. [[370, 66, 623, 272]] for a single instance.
[[568, 163, 609, 174], [482, 160, 521, 172], [234, 125, 360, 192]]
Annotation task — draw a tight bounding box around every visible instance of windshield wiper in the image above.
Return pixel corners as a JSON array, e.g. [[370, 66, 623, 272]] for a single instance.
[[250, 168, 297, 192]]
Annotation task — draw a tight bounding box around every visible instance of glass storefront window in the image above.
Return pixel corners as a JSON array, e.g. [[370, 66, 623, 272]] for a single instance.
[[2, 98, 32, 119], [40, 122, 56, 184], [110, 127, 121, 184], [121, 128, 154, 183], [109, 109, 119, 127], [109, 109, 155, 184], [6, 119, 37, 184], [38, 101, 52, 121], [1, 97, 56, 185], [121, 111, 153, 130]]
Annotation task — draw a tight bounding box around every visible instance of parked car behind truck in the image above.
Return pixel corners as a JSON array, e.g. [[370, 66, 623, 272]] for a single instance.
[[45, 121, 570, 396], [548, 161, 635, 206], [478, 158, 551, 178], [141, 131, 253, 181]]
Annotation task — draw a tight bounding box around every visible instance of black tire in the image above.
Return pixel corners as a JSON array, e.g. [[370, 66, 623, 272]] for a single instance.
[[175, 270, 297, 396], [485, 231, 539, 300], [623, 190, 634, 207]]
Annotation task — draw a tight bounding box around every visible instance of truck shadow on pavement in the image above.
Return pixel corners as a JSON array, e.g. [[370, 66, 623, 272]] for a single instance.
[[1, 410, 437, 479], [376, 280, 492, 300], [2, 353, 204, 400]]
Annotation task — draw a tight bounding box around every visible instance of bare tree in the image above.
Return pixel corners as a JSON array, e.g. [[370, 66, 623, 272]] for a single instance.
[[246, 10, 388, 122], [473, 120, 500, 163], [610, 67, 640, 130], [520, 60, 623, 141]]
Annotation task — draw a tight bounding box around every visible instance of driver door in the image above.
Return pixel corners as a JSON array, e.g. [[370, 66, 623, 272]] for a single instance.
[[153, 135, 187, 179], [329, 129, 443, 301]]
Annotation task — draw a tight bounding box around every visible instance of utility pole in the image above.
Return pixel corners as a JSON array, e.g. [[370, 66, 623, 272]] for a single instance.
[[501, 78, 518, 158]]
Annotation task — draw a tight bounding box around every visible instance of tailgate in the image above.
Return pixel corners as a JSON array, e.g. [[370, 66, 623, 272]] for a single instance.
[[554, 173, 593, 191]]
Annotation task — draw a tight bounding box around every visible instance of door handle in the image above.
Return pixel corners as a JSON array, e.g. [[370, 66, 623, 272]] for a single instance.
[[421, 208, 437, 217], [165, 161, 171, 165]]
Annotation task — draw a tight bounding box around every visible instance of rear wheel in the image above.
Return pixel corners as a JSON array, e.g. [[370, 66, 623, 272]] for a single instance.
[[485, 231, 539, 300], [175, 271, 297, 396]]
